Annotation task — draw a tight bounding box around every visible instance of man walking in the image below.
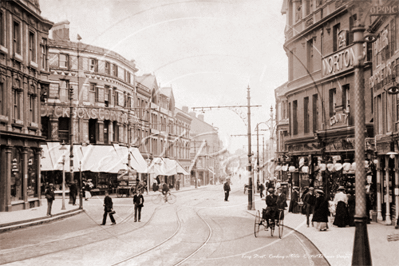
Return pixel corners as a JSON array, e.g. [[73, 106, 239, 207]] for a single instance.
[[69, 180, 78, 206], [133, 190, 144, 222], [45, 183, 55, 216], [102, 191, 116, 225], [224, 179, 231, 201], [259, 182, 265, 198], [303, 187, 316, 227]]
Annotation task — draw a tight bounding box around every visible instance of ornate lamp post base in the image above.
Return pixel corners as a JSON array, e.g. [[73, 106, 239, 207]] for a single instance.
[[352, 216, 372, 266]]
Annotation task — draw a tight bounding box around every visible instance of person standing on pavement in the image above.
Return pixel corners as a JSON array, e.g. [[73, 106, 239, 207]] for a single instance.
[[312, 189, 330, 231], [347, 190, 355, 227], [289, 186, 299, 213], [259, 182, 265, 198], [102, 191, 116, 225], [333, 186, 349, 227], [85, 179, 93, 201], [45, 183, 55, 216], [303, 187, 316, 227], [224, 179, 231, 201], [69, 180, 78, 206], [133, 190, 144, 222]]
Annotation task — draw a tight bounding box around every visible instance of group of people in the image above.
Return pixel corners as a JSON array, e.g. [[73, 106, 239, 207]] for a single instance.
[[263, 186, 288, 229]]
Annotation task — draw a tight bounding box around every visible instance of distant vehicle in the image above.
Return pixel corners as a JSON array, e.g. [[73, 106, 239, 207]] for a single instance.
[[116, 169, 138, 198]]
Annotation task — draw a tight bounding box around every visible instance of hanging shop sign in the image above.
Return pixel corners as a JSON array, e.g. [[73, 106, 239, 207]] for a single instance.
[[322, 47, 355, 77], [41, 106, 139, 124], [370, 5, 399, 16]]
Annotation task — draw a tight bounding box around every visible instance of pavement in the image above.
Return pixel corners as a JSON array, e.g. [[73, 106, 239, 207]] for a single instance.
[[248, 194, 399, 266], [0, 184, 206, 233]]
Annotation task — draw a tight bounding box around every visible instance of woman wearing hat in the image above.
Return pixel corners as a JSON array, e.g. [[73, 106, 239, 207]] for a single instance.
[[312, 189, 330, 231], [333, 186, 349, 227], [288, 186, 299, 213]]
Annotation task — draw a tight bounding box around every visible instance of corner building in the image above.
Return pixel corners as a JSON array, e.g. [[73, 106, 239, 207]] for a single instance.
[[280, 0, 374, 197], [0, 0, 53, 211]]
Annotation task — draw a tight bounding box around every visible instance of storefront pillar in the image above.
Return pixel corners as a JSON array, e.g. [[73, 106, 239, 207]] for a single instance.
[[36, 148, 42, 205], [377, 157, 383, 221], [0, 146, 12, 211], [385, 156, 392, 225], [22, 147, 29, 209]]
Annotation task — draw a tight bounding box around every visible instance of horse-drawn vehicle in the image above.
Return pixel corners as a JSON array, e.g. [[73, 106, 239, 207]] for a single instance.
[[116, 169, 138, 198]]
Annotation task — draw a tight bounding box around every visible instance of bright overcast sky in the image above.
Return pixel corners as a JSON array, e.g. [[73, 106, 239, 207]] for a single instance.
[[40, 0, 287, 154]]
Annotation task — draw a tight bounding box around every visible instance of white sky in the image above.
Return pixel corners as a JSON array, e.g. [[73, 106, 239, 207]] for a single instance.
[[40, 0, 288, 154]]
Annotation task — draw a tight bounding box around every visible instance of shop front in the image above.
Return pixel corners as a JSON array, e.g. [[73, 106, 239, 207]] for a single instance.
[[0, 135, 42, 212]]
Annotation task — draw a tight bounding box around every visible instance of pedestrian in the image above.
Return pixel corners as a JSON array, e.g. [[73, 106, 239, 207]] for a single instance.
[[347, 190, 355, 227], [143, 181, 148, 195], [303, 187, 316, 227], [259, 182, 265, 198], [333, 186, 349, 227], [45, 183, 55, 216], [133, 190, 144, 222], [301, 186, 309, 215], [289, 186, 299, 213], [69, 180, 78, 206], [224, 179, 231, 201], [265, 187, 277, 229], [152, 182, 158, 192], [85, 179, 93, 201], [312, 189, 330, 231], [276, 187, 287, 221], [101, 190, 116, 225]]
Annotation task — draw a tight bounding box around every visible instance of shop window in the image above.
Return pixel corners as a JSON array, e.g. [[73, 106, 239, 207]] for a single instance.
[[27, 148, 38, 198], [11, 148, 22, 201], [29, 31, 36, 62]]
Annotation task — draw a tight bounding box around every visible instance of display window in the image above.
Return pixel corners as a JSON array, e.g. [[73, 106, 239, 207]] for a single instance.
[[27, 148, 38, 198], [10, 148, 22, 202]]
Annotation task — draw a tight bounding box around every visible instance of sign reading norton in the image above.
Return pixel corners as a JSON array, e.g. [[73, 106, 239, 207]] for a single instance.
[[323, 47, 355, 77]]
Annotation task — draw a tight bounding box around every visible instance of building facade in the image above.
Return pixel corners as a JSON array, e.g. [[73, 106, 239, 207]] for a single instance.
[[280, 0, 374, 196], [369, 7, 399, 226], [174, 106, 192, 187], [0, 0, 53, 212], [189, 111, 223, 186]]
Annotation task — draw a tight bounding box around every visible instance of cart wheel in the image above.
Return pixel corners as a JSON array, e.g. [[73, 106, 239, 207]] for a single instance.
[[279, 211, 284, 239], [254, 210, 260, 237], [152, 193, 162, 204], [167, 194, 176, 204]]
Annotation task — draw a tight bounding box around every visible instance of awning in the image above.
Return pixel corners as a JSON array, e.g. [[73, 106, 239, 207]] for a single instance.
[[148, 158, 188, 176], [41, 142, 84, 172], [177, 162, 189, 175]]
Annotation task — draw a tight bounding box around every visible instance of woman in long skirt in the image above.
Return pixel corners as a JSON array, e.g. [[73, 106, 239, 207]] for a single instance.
[[333, 186, 348, 227], [312, 189, 330, 231], [289, 186, 299, 213], [347, 191, 355, 226]]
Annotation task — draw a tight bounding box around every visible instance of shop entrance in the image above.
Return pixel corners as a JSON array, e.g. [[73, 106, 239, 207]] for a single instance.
[[89, 119, 97, 144]]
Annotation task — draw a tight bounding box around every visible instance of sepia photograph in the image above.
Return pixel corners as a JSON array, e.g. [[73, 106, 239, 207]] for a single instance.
[[1, 0, 399, 265]]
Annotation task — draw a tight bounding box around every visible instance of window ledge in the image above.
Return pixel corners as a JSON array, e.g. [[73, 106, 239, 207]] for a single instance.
[[14, 53, 23, 62], [30, 61, 38, 69], [0, 45, 8, 54], [30, 122, 38, 128], [13, 119, 24, 126], [0, 115, 9, 122]]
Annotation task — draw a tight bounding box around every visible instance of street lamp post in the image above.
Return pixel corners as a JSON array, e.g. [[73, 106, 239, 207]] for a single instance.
[[79, 160, 83, 209], [61, 154, 66, 210], [247, 86, 255, 210]]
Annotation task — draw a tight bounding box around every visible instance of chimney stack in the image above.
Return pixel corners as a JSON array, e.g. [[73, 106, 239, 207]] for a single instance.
[[51, 20, 70, 41]]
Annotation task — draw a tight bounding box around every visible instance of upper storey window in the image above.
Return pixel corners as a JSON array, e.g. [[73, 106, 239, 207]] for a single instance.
[[333, 23, 340, 52], [13, 21, 21, 55], [112, 63, 118, 77], [41, 38, 48, 71], [29, 31, 36, 62], [60, 54, 69, 68], [295, 1, 302, 23], [89, 58, 98, 72], [105, 61, 110, 75]]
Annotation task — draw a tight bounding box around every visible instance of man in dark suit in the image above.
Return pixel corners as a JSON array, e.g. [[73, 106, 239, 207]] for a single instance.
[[224, 179, 231, 201], [45, 183, 55, 216], [133, 190, 144, 222], [102, 191, 116, 225], [276, 187, 288, 222], [69, 180, 78, 206]]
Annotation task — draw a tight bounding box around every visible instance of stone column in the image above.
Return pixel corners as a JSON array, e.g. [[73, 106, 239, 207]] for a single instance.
[[385, 156, 392, 225], [0, 146, 12, 211], [377, 157, 383, 221], [97, 120, 104, 144], [22, 147, 29, 209]]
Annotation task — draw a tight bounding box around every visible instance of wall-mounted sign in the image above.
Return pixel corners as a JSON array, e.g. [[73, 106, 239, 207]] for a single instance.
[[330, 109, 349, 127], [338, 30, 348, 49], [322, 47, 355, 77], [370, 5, 399, 16], [369, 58, 393, 88]]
